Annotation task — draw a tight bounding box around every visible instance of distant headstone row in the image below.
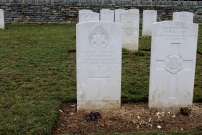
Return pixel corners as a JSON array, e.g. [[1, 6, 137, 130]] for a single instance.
[[79, 9, 140, 51], [77, 9, 197, 110], [78, 9, 194, 51]]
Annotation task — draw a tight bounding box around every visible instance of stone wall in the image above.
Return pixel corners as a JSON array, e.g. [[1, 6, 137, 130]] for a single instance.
[[1, 1, 202, 24]]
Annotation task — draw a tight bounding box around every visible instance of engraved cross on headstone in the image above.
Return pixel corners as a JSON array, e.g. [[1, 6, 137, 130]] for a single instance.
[[89, 65, 109, 99], [156, 43, 193, 98]]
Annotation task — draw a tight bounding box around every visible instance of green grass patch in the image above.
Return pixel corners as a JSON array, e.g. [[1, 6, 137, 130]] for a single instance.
[[0, 24, 202, 134]]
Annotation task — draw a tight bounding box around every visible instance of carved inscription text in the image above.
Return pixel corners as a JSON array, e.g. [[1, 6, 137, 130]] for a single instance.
[[154, 26, 197, 40]]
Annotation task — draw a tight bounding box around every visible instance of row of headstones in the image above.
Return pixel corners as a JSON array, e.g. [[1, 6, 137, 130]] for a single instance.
[[0, 8, 197, 110], [79, 9, 140, 51], [0, 8, 193, 31], [79, 9, 194, 24], [79, 9, 194, 51], [77, 12, 198, 110]]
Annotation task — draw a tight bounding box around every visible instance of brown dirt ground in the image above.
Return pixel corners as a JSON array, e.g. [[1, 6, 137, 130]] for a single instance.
[[52, 102, 202, 134]]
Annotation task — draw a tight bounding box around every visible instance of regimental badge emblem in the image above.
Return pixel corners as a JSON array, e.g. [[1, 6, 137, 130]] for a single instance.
[[179, 14, 188, 22], [84, 13, 93, 20], [104, 11, 111, 17], [89, 26, 109, 49], [164, 55, 184, 74]]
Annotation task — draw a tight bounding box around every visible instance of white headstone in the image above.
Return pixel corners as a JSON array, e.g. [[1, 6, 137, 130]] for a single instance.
[[100, 9, 114, 22], [149, 21, 198, 108], [115, 9, 126, 23], [121, 12, 139, 51], [129, 9, 139, 13], [79, 10, 99, 23], [79, 9, 92, 13], [142, 10, 157, 36], [76, 22, 122, 110], [0, 9, 4, 29], [173, 12, 193, 23]]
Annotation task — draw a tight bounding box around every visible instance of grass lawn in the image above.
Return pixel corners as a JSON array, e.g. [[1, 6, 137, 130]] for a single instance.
[[0, 24, 201, 134]]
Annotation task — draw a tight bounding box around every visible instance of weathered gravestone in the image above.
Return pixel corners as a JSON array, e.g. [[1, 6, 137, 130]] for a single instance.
[[115, 9, 126, 23], [149, 21, 198, 108], [142, 10, 157, 36], [0, 9, 4, 29], [76, 22, 122, 110], [100, 9, 114, 22], [79, 10, 99, 23], [121, 12, 139, 50], [173, 12, 193, 23]]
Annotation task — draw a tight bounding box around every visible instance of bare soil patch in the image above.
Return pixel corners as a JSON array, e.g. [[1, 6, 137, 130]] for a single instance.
[[52, 102, 202, 134], [67, 50, 76, 56]]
